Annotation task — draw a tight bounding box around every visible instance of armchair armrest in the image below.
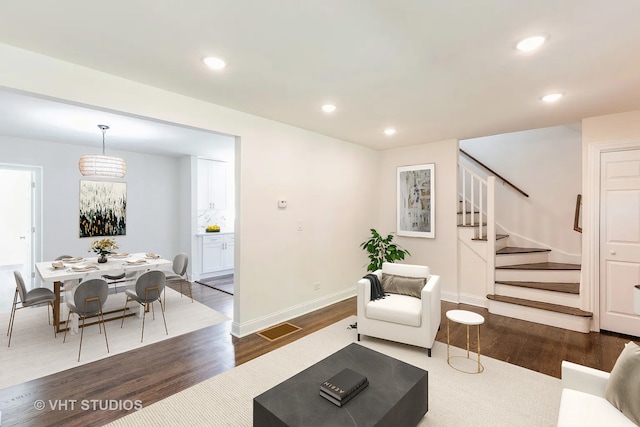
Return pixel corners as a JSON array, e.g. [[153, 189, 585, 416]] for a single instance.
[[357, 269, 382, 315], [561, 361, 609, 398]]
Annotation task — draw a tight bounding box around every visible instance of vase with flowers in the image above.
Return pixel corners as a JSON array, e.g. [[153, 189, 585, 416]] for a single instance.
[[89, 237, 119, 263]]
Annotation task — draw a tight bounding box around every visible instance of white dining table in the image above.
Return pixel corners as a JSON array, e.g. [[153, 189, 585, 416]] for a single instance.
[[35, 253, 172, 333]]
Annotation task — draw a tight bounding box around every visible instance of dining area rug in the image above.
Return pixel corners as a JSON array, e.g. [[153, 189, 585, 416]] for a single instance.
[[0, 287, 229, 390]]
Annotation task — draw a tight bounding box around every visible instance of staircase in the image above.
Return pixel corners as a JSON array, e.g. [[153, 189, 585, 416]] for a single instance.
[[458, 162, 592, 333]]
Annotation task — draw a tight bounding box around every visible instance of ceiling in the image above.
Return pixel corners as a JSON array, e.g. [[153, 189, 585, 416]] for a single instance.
[[0, 1, 639, 153]]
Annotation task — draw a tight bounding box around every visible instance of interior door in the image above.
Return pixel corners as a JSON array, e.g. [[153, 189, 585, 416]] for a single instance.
[[600, 149, 640, 336], [0, 168, 34, 311]]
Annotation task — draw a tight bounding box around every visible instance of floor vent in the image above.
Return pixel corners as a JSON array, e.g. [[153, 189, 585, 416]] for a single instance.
[[257, 322, 302, 341]]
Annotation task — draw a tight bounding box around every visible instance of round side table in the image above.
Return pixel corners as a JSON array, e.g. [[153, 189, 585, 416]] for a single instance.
[[446, 309, 485, 374]]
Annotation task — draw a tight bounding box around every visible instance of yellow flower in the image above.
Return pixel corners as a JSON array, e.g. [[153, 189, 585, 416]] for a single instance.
[[89, 238, 119, 256]]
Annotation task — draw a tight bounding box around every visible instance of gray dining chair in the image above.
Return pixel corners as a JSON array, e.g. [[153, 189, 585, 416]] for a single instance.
[[102, 270, 137, 294], [63, 278, 109, 362], [7, 271, 57, 347], [55, 255, 73, 260], [121, 270, 168, 342], [164, 253, 192, 304]]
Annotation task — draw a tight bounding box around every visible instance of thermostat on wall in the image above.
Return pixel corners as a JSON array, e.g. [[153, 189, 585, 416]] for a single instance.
[[278, 199, 287, 209]]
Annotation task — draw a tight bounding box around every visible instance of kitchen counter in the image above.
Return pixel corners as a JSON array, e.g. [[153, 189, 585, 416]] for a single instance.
[[196, 231, 233, 236]]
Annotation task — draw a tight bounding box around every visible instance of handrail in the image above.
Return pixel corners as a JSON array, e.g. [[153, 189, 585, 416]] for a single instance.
[[573, 194, 582, 233], [459, 149, 529, 198]]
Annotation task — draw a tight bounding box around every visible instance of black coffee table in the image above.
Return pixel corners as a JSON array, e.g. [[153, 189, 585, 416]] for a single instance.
[[253, 343, 428, 426]]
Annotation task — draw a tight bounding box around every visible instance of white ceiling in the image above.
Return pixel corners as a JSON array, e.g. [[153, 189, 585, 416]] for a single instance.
[[0, 1, 639, 153]]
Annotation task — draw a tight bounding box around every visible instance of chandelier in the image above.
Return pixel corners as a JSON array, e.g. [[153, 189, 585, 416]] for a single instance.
[[78, 125, 127, 178]]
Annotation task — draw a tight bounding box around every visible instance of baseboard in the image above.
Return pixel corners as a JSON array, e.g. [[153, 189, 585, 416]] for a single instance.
[[441, 291, 488, 309], [194, 269, 234, 281], [231, 288, 355, 338]]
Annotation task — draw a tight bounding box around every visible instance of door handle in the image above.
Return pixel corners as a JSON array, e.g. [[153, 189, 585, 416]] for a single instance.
[[610, 250, 616, 255], [19, 236, 26, 240]]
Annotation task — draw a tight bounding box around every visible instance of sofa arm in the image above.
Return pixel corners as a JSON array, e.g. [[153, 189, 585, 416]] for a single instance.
[[561, 361, 609, 398], [421, 275, 441, 336]]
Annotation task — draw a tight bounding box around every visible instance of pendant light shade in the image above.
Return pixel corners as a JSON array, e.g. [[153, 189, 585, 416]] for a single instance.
[[79, 125, 127, 178]]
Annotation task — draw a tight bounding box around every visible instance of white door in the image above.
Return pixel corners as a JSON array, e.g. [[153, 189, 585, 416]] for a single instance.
[[600, 149, 640, 336], [0, 167, 35, 312]]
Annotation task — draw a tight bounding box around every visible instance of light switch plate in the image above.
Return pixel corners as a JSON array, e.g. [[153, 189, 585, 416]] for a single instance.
[[278, 199, 287, 208]]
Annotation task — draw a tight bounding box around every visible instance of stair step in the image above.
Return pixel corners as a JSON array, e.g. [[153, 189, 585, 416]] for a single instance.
[[496, 262, 581, 270], [496, 247, 551, 255], [487, 294, 592, 317], [472, 233, 508, 242], [495, 281, 579, 294]]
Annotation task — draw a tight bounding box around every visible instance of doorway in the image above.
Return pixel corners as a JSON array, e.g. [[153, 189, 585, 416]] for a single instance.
[[0, 165, 42, 313], [599, 148, 640, 336]]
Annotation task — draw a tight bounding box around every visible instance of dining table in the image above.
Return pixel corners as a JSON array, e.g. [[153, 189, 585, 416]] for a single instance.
[[35, 253, 172, 333]]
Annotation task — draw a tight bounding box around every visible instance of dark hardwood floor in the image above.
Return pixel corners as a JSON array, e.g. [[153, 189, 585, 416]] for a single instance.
[[0, 278, 636, 426]]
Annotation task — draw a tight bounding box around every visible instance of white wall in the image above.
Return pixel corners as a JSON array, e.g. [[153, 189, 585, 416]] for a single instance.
[[460, 125, 582, 260], [0, 135, 182, 263], [378, 139, 459, 301], [0, 42, 380, 336]]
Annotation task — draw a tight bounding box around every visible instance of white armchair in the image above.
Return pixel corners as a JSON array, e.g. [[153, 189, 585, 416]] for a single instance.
[[356, 262, 441, 356], [558, 361, 636, 426]]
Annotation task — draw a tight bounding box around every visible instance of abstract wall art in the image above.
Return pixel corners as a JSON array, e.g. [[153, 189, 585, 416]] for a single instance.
[[79, 180, 127, 237], [397, 163, 435, 238]]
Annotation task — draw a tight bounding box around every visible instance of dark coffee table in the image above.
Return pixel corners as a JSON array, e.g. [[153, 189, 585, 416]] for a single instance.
[[253, 343, 428, 426]]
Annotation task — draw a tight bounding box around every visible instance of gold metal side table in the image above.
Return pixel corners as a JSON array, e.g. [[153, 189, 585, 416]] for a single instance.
[[446, 309, 485, 374]]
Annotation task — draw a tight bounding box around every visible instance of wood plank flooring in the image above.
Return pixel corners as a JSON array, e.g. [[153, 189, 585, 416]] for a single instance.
[[0, 278, 636, 426]]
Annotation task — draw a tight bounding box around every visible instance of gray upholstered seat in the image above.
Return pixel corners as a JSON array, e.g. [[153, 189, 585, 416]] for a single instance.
[[63, 278, 109, 362], [7, 271, 56, 347], [121, 270, 168, 342], [164, 253, 192, 303]]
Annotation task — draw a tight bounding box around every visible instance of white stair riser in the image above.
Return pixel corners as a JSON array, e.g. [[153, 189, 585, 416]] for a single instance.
[[494, 283, 581, 307], [495, 269, 581, 283], [495, 252, 549, 267], [495, 238, 509, 251], [488, 300, 590, 333]]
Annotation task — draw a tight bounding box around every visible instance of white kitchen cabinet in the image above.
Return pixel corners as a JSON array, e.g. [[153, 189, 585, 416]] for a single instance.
[[200, 233, 234, 276], [197, 159, 227, 211]]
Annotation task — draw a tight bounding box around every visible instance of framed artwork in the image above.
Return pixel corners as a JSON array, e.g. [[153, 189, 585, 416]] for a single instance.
[[79, 180, 127, 237], [397, 163, 435, 238]]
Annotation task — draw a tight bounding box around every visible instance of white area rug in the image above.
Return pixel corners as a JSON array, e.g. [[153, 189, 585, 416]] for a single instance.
[[108, 316, 561, 426], [0, 287, 229, 390]]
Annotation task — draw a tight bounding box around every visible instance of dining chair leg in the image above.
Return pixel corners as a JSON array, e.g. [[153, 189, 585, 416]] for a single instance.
[[121, 297, 129, 328], [50, 302, 57, 338], [7, 291, 18, 347], [63, 310, 72, 343], [159, 298, 169, 336], [99, 300, 109, 354], [141, 302, 147, 343], [78, 312, 86, 362]]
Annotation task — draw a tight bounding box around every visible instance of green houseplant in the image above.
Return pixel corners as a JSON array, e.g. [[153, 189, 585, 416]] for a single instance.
[[360, 229, 411, 272]]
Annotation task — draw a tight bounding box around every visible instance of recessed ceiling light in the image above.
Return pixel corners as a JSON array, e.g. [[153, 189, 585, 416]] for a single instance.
[[203, 56, 226, 70], [321, 104, 336, 113], [384, 128, 396, 136], [541, 93, 563, 103], [516, 35, 547, 52]]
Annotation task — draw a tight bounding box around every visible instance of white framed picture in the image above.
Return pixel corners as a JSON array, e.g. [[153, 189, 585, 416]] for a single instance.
[[79, 180, 127, 237], [397, 163, 435, 238]]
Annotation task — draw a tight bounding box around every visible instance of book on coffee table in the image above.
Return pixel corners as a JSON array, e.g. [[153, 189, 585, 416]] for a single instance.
[[319, 368, 369, 407]]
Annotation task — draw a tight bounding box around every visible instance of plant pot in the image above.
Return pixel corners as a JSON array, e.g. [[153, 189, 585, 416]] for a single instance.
[[98, 254, 108, 263]]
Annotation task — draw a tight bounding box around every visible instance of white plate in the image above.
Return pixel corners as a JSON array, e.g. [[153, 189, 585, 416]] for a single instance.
[[110, 253, 129, 258], [62, 257, 83, 263]]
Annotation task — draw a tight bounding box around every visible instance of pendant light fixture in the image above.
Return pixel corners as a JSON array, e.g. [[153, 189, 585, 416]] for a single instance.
[[78, 125, 127, 178]]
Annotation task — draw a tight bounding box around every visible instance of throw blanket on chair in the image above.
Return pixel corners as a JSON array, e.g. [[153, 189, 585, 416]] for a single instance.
[[364, 274, 385, 301]]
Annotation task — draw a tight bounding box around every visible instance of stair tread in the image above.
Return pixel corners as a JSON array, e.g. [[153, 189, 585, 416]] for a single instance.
[[496, 262, 581, 270], [495, 281, 580, 294], [496, 247, 551, 255], [473, 234, 508, 241], [487, 294, 592, 317]]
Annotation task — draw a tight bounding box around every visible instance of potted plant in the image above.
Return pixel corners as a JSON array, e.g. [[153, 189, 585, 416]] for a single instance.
[[89, 237, 119, 263], [360, 229, 411, 272]]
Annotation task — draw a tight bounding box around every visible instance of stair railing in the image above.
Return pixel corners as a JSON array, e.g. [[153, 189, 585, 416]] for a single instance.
[[459, 163, 496, 296]]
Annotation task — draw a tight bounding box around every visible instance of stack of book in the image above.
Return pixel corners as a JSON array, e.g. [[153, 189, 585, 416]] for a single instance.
[[319, 368, 369, 407]]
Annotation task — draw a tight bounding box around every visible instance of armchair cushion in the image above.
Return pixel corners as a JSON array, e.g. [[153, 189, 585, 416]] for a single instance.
[[381, 273, 426, 298], [605, 341, 640, 426], [366, 294, 422, 327]]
